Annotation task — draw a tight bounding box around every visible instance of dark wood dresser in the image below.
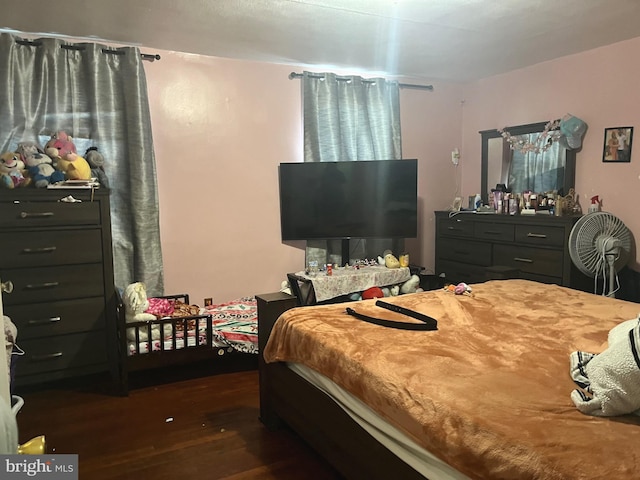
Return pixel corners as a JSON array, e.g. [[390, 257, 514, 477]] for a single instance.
[[0, 189, 118, 387], [434, 211, 590, 289]]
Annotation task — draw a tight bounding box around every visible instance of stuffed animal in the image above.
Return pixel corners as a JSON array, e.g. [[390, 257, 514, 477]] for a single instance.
[[84, 147, 109, 187], [17, 142, 64, 188], [123, 282, 162, 343], [123, 282, 157, 324], [383, 249, 401, 269], [362, 286, 385, 300], [45, 132, 91, 181], [0, 152, 31, 188], [399, 275, 422, 294], [444, 282, 472, 296], [44, 131, 76, 157]]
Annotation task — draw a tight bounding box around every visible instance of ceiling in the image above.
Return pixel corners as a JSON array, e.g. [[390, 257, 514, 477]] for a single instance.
[[4, 0, 640, 82]]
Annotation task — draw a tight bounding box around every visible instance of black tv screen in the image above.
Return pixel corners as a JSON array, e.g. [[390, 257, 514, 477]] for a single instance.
[[279, 159, 418, 240]]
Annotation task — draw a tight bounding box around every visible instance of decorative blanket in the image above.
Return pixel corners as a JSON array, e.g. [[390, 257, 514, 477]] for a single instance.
[[264, 279, 640, 480], [202, 296, 258, 354]]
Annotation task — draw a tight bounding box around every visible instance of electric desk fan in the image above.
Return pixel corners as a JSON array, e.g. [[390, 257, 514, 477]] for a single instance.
[[568, 212, 633, 297]]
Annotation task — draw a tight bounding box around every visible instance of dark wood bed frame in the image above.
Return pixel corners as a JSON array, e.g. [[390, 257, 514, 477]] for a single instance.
[[256, 292, 427, 480], [117, 293, 239, 394]]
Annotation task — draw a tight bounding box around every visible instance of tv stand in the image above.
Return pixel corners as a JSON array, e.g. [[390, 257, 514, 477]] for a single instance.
[[341, 239, 350, 267]]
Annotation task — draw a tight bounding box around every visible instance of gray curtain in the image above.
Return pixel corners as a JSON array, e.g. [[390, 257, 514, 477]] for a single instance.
[[0, 32, 164, 296], [302, 71, 402, 264], [508, 133, 564, 193], [303, 71, 402, 162]]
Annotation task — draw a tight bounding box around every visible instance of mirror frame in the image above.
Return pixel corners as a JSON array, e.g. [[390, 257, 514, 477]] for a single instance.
[[480, 121, 576, 205]]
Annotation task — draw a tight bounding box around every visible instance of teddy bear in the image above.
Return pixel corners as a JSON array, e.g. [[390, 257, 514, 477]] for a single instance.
[[17, 141, 65, 188], [45, 132, 91, 181], [123, 282, 161, 343], [84, 146, 109, 187], [0, 152, 31, 188], [399, 274, 422, 294]]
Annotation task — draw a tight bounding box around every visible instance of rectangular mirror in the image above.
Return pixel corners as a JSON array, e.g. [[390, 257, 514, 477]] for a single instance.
[[480, 122, 576, 205]]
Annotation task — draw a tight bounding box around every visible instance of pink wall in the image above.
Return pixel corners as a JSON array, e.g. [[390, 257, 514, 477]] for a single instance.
[[145, 52, 465, 304], [151, 36, 640, 302], [461, 36, 640, 269]]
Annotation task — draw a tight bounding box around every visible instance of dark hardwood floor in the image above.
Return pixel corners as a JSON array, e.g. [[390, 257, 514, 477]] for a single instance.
[[14, 363, 343, 479]]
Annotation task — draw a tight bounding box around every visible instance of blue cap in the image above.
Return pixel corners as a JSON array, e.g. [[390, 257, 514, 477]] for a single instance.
[[560, 115, 587, 149]]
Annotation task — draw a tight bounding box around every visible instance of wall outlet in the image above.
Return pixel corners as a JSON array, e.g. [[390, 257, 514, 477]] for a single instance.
[[451, 148, 460, 165], [204, 297, 213, 306]]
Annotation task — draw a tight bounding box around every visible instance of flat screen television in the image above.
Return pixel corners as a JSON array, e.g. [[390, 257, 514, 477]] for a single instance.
[[279, 159, 418, 241]]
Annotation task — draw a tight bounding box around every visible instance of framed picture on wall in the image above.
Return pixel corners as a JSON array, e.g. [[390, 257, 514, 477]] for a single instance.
[[603, 126, 633, 163]]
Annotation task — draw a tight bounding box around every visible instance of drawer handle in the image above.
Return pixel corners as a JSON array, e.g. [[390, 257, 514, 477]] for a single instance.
[[27, 316, 62, 326], [30, 352, 63, 362], [527, 233, 547, 239], [22, 246, 57, 254], [447, 226, 464, 231], [20, 211, 54, 219], [513, 257, 534, 263], [1, 280, 13, 294], [25, 282, 60, 290], [482, 230, 502, 235]]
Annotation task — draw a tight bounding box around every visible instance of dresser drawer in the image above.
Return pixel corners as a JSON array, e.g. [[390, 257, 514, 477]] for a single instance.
[[17, 330, 107, 377], [5, 297, 105, 339], [437, 260, 488, 284], [438, 216, 475, 238], [0, 201, 101, 227], [474, 222, 514, 242], [1, 263, 104, 305], [438, 238, 492, 266], [515, 225, 566, 247], [0, 229, 102, 268], [493, 245, 564, 277]]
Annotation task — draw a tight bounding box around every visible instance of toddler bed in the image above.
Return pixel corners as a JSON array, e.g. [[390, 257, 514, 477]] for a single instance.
[[117, 288, 258, 393]]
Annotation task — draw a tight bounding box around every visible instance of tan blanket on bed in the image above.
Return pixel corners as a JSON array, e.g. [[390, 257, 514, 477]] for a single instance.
[[263, 279, 640, 480]]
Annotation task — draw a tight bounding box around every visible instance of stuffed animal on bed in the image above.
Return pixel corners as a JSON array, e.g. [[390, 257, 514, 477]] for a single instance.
[[123, 282, 160, 342]]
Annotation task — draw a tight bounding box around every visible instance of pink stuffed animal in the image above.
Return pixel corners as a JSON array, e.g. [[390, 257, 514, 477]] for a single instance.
[[45, 131, 91, 180]]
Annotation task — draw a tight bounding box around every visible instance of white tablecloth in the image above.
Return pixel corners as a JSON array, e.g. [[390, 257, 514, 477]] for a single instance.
[[296, 266, 411, 302]]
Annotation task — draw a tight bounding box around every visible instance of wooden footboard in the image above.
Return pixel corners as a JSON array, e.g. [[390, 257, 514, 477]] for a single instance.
[[256, 292, 425, 480]]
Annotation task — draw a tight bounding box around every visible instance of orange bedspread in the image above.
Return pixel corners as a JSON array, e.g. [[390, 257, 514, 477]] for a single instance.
[[263, 279, 640, 480]]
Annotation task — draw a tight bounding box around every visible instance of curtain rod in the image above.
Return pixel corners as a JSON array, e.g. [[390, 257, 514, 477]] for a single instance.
[[15, 39, 161, 62], [289, 72, 433, 91]]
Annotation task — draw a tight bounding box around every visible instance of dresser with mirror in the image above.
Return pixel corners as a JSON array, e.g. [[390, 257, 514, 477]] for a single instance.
[[435, 121, 590, 291]]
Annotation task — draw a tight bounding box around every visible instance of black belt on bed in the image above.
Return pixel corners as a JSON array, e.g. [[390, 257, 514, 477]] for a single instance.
[[345, 300, 438, 331]]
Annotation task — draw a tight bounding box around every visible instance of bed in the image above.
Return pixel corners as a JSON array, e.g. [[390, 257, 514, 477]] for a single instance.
[[257, 280, 640, 480], [118, 294, 258, 393]]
